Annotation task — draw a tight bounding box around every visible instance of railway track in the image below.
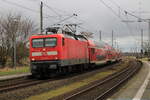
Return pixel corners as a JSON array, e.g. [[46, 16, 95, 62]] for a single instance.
[[0, 61, 121, 94], [62, 60, 142, 100], [0, 77, 30, 86], [0, 77, 52, 93], [0, 60, 129, 97], [0, 59, 134, 100]]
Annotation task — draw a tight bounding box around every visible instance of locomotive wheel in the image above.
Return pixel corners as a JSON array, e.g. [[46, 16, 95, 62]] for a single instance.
[[77, 65, 84, 72], [60, 67, 68, 75], [89, 63, 95, 69], [83, 64, 88, 70], [36, 74, 45, 79], [68, 66, 72, 73], [80, 65, 84, 72], [28, 74, 36, 79]]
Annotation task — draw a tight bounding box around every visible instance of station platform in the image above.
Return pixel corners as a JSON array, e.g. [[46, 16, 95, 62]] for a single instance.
[[107, 61, 150, 100], [0, 73, 31, 81]]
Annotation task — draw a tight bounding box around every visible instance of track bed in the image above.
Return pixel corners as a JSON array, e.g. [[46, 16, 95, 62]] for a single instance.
[[0, 59, 133, 100]]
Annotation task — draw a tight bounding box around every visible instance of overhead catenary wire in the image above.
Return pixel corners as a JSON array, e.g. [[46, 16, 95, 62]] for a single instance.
[[43, 3, 62, 17], [44, 3, 86, 24], [2, 0, 140, 45], [98, 0, 140, 49], [0, 0, 90, 37], [106, 0, 146, 21], [1, 0, 57, 18], [43, 3, 77, 24], [112, 1, 142, 41], [107, 0, 125, 18], [42, 3, 72, 16], [98, 0, 121, 19], [108, 0, 147, 23], [124, 13, 138, 39], [2, 0, 39, 13], [107, 0, 121, 9], [38, 2, 92, 34], [40, 2, 87, 28], [123, 6, 145, 42], [51, 14, 78, 26], [33, 1, 98, 35]]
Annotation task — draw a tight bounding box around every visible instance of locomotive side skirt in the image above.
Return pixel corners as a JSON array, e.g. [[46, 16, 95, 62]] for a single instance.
[[60, 58, 89, 66], [30, 58, 89, 76], [31, 58, 89, 68]]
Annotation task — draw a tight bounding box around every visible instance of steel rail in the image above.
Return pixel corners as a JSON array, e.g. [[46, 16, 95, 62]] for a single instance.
[[0, 79, 52, 93], [63, 61, 141, 100], [0, 61, 121, 93], [95, 61, 141, 100], [0, 79, 35, 88]]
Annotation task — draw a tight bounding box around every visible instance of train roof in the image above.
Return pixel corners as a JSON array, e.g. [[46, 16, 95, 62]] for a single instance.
[[30, 32, 88, 41], [88, 40, 116, 50]]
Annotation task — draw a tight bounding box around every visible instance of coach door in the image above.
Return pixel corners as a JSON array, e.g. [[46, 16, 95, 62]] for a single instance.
[[89, 48, 96, 63]]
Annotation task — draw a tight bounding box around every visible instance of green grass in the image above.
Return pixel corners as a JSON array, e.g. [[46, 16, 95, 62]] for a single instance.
[[139, 57, 149, 61], [0, 67, 30, 76]]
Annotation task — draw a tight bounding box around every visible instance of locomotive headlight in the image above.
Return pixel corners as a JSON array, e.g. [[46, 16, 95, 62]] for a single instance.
[[32, 58, 35, 61], [55, 57, 58, 60], [43, 48, 46, 51]]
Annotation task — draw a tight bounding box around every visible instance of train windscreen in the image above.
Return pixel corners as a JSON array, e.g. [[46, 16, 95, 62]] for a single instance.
[[32, 38, 57, 48], [32, 39, 44, 48], [45, 38, 57, 47]]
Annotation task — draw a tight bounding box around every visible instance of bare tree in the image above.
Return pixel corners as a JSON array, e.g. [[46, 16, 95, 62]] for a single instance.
[[16, 18, 38, 65], [0, 19, 10, 67], [19, 17, 38, 43], [0, 13, 38, 67]]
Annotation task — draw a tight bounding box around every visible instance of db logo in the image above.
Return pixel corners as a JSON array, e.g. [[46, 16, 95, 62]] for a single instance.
[[42, 52, 47, 56]]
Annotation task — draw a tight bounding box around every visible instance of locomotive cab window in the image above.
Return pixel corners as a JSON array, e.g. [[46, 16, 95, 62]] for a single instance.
[[32, 38, 57, 48], [45, 38, 57, 47], [32, 39, 44, 48]]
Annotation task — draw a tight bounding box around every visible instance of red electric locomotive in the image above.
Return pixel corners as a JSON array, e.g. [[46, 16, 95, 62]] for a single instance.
[[29, 25, 121, 77], [30, 26, 89, 77]]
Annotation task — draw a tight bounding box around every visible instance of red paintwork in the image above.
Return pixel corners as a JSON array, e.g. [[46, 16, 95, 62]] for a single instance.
[[30, 34, 89, 62], [29, 33, 121, 64], [29, 34, 63, 61], [61, 37, 89, 60], [88, 40, 120, 63]]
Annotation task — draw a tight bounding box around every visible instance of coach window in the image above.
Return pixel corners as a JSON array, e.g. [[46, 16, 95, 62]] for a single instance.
[[45, 38, 57, 47]]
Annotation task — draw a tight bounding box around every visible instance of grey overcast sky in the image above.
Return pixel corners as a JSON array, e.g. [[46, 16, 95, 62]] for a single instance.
[[0, 0, 150, 52]]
